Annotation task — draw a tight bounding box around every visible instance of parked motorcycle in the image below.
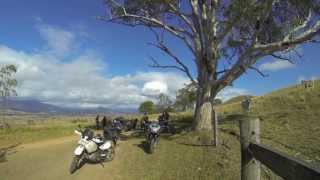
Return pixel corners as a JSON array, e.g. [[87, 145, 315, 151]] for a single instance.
[[103, 127, 120, 146], [112, 119, 124, 133], [69, 126, 115, 174], [145, 122, 161, 154], [159, 119, 176, 134], [112, 117, 138, 132]]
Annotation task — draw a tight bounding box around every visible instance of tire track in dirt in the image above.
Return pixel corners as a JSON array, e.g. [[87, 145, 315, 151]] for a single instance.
[[0, 134, 143, 180]]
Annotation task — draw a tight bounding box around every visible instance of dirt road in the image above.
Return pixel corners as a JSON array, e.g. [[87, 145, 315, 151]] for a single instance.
[[0, 131, 240, 180], [0, 134, 148, 180]]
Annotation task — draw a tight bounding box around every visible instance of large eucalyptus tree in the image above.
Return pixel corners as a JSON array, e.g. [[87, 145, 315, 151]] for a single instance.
[[100, 0, 320, 144]]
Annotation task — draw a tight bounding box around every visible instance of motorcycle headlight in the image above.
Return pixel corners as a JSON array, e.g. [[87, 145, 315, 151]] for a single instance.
[[100, 141, 112, 150]]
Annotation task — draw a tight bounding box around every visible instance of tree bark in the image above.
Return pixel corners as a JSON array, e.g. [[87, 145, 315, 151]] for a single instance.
[[194, 84, 213, 132], [193, 61, 214, 125], [193, 61, 219, 145]]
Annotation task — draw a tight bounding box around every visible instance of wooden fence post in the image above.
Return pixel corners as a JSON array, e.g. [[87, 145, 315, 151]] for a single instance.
[[240, 116, 261, 180], [213, 109, 218, 146]]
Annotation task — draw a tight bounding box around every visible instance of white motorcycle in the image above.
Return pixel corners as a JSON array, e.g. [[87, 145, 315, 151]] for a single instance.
[[70, 126, 115, 174], [145, 122, 161, 154]]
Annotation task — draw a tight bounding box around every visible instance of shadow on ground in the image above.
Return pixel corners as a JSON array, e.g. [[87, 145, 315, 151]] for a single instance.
[[0, 143, 20, 163], [134, 141, 150, 154]]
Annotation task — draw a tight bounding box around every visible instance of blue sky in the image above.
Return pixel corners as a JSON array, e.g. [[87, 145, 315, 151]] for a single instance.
[[0, 0, 319, 109]]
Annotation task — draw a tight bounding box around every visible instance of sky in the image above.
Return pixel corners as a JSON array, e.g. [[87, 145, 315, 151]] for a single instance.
[[0, 0, 319, 109]]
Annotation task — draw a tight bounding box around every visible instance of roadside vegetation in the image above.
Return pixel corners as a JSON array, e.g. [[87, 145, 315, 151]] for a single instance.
[[0, 116, 93, 148]]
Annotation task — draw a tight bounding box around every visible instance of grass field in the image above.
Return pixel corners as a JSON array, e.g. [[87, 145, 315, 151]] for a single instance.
[[0, 80, 319, 179], [0, 115, 94, 148], [217, 79, 320, 165]]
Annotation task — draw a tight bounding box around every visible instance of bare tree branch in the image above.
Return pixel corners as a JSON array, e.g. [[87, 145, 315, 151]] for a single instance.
[[292, 48, 303, 58], [216, 69, 229, 75], [271, 54, 294, 64], [249, 66, 269, 77], [166, 3, 196, 34], [310, 39, 320, 43], [254, 21, 320, 53], [101, 0, 196, 55], [149, 56, 185, 72], [213, 48, 263, 90], [148, 41, 196, 85]]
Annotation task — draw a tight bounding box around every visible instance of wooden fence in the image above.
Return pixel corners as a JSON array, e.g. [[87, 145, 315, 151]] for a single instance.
[[239, 116, 320, 180]]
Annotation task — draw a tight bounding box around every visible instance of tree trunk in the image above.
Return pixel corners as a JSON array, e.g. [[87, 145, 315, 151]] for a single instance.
[[193, 62, 219, 145], [194, 85, 213, 132]]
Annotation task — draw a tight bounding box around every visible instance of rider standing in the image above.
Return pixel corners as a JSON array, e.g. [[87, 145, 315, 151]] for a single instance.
[[163, 111, 170, 126], [141, 112, 149, 130], [102, 116, 107, 129], [163, 111, 170, 121], [95, 115, 100, 130]]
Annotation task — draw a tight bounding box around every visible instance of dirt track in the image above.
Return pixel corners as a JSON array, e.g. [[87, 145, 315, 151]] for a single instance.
[[0, 134, 146, 180], [0, 130, 241, 180]]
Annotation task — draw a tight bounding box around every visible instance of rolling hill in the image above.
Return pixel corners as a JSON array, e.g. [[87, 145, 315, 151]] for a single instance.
[[0, 98, 133, 114], [217, 79, 320, 165]]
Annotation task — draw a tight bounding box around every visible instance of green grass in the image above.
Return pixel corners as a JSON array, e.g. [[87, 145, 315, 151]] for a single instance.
[[0, 116, 94, 148], [223, 95, 254, 105], [217, 79, 320, 165]]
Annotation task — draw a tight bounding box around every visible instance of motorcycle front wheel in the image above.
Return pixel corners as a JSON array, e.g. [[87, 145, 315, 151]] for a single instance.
[[104, 148, 115, 162], [69, 155, 81, 174], [148, 137, 156, 154]]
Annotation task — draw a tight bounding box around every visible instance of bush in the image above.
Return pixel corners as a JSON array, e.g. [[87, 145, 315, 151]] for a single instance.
[[138, 101, 156, 114], [0, 122, 10, 129]]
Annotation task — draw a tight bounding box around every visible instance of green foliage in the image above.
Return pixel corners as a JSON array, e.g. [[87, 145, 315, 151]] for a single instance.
[[156, 93, 173, 112], [220, 0, 320, 59], [108, 0, 175, 24], [0, 64, 17, 97], [174, 83, 196, 111], [138, 100, 156, 114], [213, 98, 222, 105]]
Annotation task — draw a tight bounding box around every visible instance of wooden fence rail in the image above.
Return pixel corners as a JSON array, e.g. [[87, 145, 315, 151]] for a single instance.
[[239, 116, 320, 180]]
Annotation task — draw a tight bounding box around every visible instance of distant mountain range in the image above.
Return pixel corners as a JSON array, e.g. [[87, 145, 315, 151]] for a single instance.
[[0, 98, 137, 115]]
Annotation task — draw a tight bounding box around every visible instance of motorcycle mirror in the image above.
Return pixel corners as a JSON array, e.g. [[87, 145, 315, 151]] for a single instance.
[[74, 130, 81, 135]]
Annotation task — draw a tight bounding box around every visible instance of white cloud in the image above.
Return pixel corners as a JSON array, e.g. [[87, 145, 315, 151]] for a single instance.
[[0, 31, 188, 109], [217, 87, 250, 101], [142, 81, 168, 96], [259, 60, 295, 72], [2, 22, 253, 109], [37, 24, 76, 57]]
